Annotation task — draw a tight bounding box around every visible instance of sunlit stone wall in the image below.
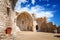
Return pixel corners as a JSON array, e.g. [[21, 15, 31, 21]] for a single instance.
[[0, 0, 7, 31]]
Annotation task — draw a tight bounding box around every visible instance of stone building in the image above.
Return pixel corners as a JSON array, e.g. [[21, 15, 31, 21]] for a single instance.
[[0, 0, 59, 35], [36, 17, 47, 32], [57, 26, 60, 33], [36, 17, 57, 33], [16, 12, 36, 31], [47, 22, 56, 33], [0, 0, 37, 34]]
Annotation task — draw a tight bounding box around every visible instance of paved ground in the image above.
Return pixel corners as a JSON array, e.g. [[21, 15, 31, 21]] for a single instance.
[[14, 31, 60, 40]]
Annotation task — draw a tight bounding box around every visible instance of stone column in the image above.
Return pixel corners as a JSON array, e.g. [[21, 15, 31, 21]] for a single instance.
[[6, 0, 20, 35], [32, 13, 36, 32], [6, 8, 20, 35], [33, 21, 37, 32]]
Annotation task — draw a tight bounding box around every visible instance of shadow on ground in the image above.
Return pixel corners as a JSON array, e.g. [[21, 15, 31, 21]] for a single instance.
[[54, 35, 60, 38]]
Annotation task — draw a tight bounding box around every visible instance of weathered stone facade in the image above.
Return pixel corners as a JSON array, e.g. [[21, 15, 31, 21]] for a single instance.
[[0, 0, 19, 35], [57, 26, 60, 33], [0, 0, 37, 35], [36, 17, 47, 32], [16, 12, 33, 31], [47, 22, 56, 33], [0, 0, 8, 31]]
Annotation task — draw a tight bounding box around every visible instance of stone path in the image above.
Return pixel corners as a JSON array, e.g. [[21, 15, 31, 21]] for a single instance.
[[0, 31, 60, 40], [14, 31, 60, 40]]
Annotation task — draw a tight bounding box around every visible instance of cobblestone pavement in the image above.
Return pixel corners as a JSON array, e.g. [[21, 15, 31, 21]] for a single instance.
[[14, 31, 60, 40]]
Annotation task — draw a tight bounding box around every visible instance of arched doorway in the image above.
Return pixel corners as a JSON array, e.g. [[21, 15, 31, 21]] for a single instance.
[[16, 12, 33, 31], [36, 25, 38, 31]]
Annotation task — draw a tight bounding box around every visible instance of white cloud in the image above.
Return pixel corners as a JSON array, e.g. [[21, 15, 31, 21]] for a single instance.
[[19, 0, 27, 3], [15, 0, 54, 22], [15, 5, 45, 13], [36, 11, 53, 18], [31, 5, 44, 12], [15, 0, 28, 11], [32, 0, 35, 4]]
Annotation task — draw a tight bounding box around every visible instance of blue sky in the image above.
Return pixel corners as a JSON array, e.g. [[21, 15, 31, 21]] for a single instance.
[[15, 0, 60, 26]]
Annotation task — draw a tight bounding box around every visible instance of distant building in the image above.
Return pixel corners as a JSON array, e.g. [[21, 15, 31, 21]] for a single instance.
[[36, 17, 48, 32], [47, 22, 56, 33], [57, 26, 60, 33]]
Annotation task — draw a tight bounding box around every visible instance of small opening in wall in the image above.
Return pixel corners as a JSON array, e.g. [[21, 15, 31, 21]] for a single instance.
[[5, 27, 12, 35], [7, 8, 10, 16], [36, 25, 38, 30], [22, 21, 24, 24]]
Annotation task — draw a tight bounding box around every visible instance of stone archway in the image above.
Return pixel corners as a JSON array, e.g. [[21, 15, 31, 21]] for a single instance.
[[16, 12, 33, 31]]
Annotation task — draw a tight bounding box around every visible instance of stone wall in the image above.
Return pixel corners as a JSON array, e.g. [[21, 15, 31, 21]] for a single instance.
[[47, 22, 56, 33], [57, 27, 60, 33], [0, 0, 8, 31]]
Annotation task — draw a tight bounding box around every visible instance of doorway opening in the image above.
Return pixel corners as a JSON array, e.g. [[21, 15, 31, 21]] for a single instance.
[[36, 25, 38, 31]]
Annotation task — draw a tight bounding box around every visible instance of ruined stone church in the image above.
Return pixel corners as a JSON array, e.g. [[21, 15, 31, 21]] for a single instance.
[[0, 0, 56, 35]]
